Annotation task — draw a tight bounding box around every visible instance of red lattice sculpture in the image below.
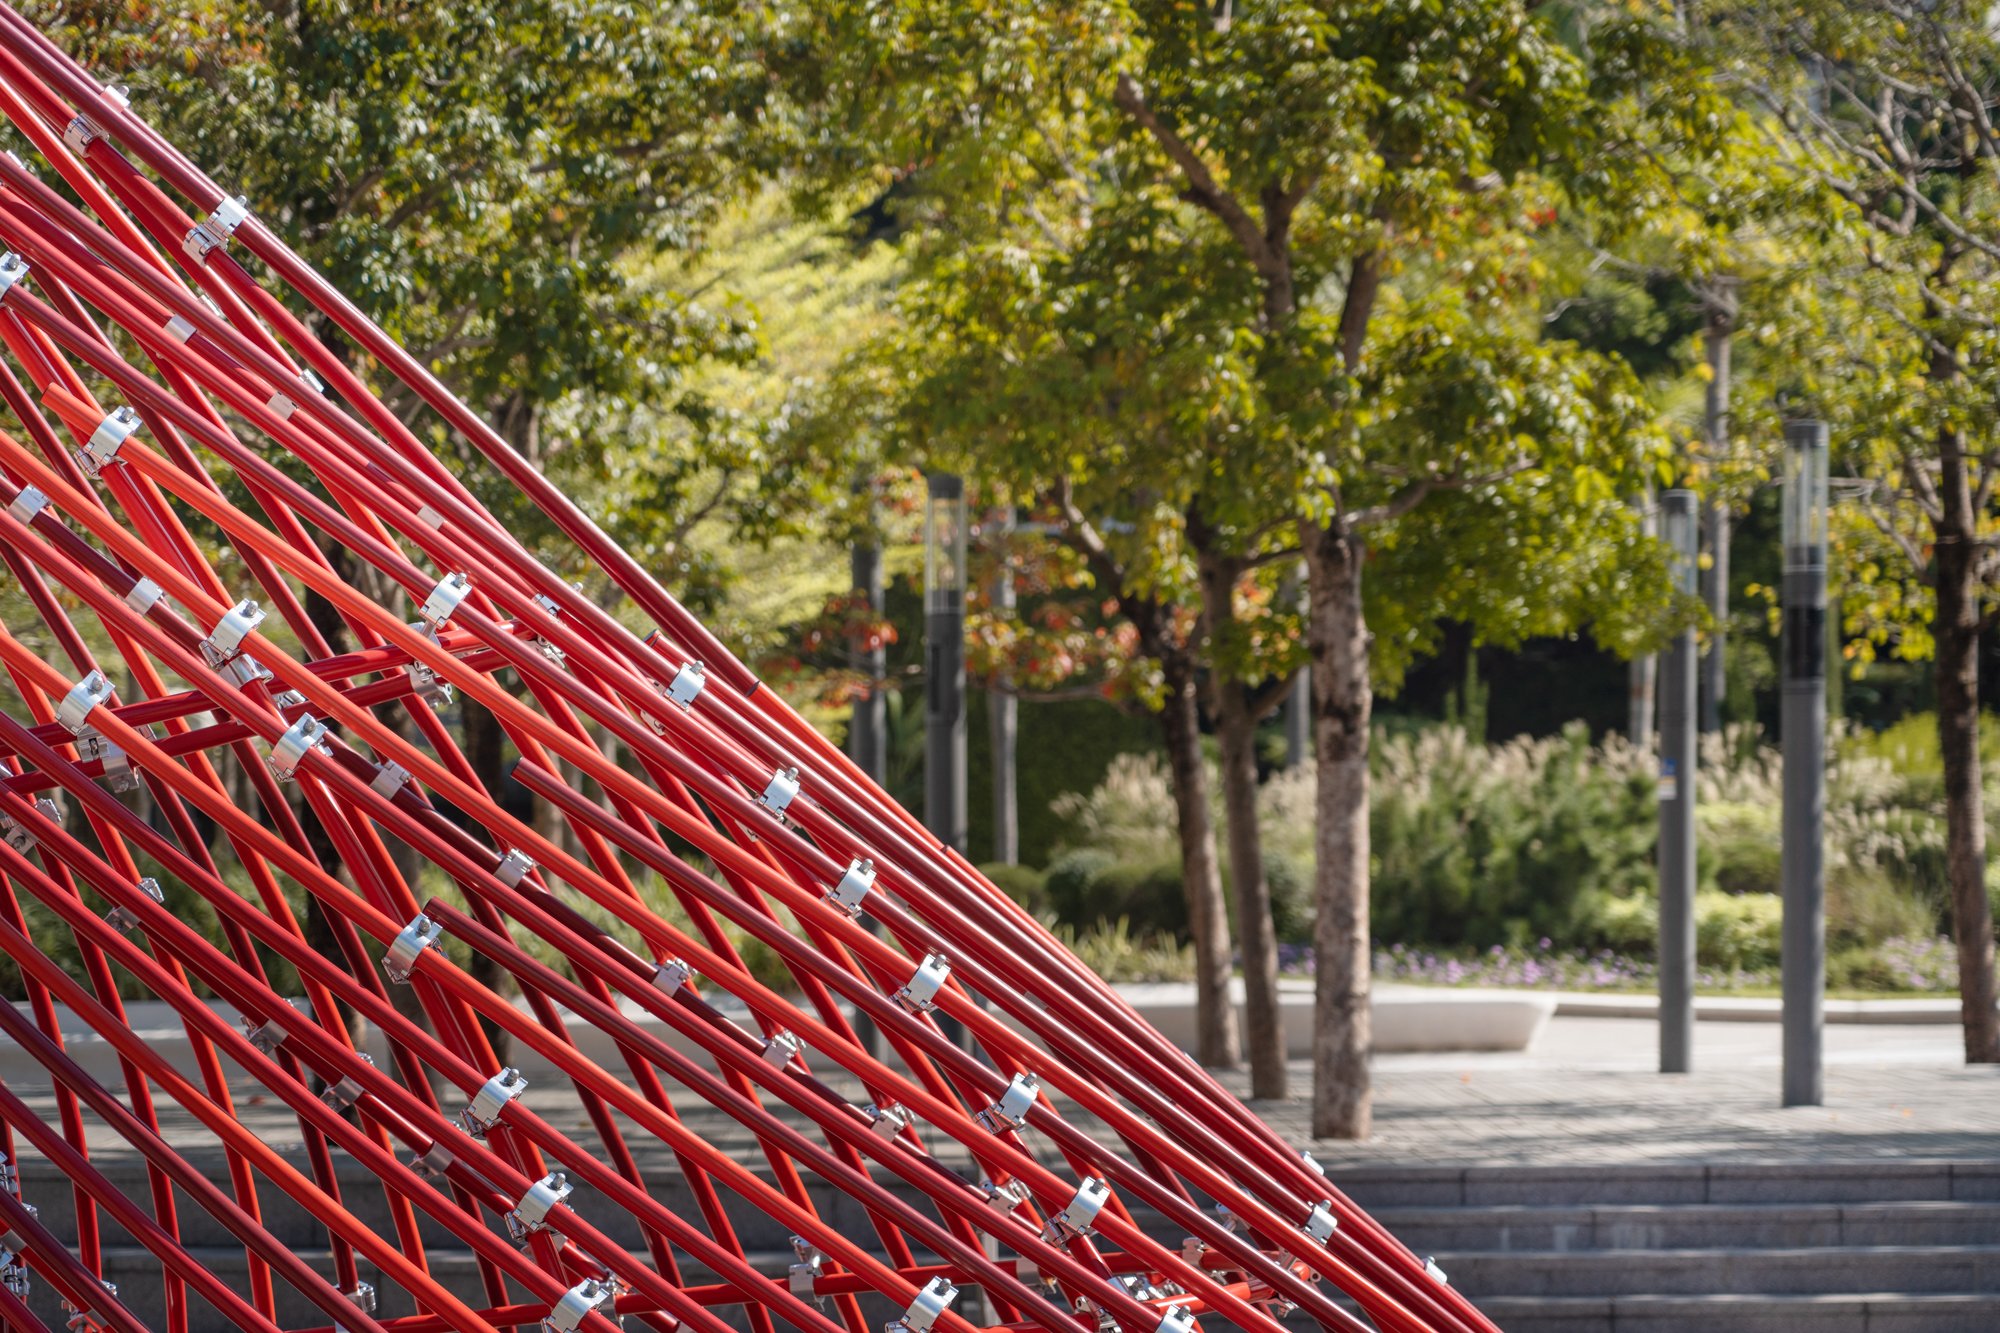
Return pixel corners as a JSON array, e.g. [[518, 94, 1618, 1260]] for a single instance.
[[0, 12, 1493, 1333]]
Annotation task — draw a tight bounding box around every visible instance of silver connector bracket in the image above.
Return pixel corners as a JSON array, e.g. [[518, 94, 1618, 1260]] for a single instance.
[[410, 1143, 454, 1180], [268, 714, 328, 781], [200, 599, 265, 667], [105, 876, 162, 935], [5, 483, 46, 525], [56, 670, 114, 735], [758, 765, 800, 816], [1156, 1305, 1197, 1333], [124, 578, 163, 614], [369, 760, 412, 800], [977, 1071, 1040, 1134], [894, 953, 950, 1014], [495, 848, 535, 887], [653, 957, 692, 996], [866, 1102, 911, 1140], [383, 914, 443, 984], [1045, 1176, 1110, 1241], [505, 1171, 572, 1244], [183, 195, 249, 262], [0, 252, 28, 303], [788, 1235, 824, 1303], [666, 660, 705, 709], [405, 657, 454, 707], [541, 1278, 614, 1333], [78, 406, 141, 476], [163, 314, 195, 342], [761, 1029, 802, 1069], [885, 1276, 958, 1333], [462, 1067, 527, 1136], [826, 857, 874, 916], [981, 1177, 1031, 1214], [321, 1074, 364, 1111], [418, 571, 471, 628], [1303, 1200, 1339, 1245]]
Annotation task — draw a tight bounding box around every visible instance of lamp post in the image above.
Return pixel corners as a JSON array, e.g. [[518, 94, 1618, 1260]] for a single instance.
[[1658, 489, 1699, 1075], [1782, 420, 1830, 1107], [988, 506, 1019, 864], [924, 474, 968, 853]]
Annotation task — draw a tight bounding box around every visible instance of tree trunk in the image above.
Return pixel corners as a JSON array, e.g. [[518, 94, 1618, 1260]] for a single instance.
[[1305, 521, 1372, 1138], [1699, 281, 1735, 734], [1159, 657, 1240, 1069], [1194, 544, 1285, 1098], [1934, 530, 2000, 1063]]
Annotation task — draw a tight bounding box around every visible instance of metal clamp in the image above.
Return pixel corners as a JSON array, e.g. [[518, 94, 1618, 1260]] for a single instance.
[[370, 760, 412, 799], [244, 1015, 284, 1056], [981, 1177, 1031, 1214], [410, 1143, 455, 1180], [758, 765, 800, 816], [56, 670, 114, 735], [788, 1235, 824, 1303], [977, 1071, 1040, 1134], [105, 876, 163, 934], [0, 797, 62, 853], [0, 1152, 15, 1196], [866, 1102, 911, 1140], [383, 914, 443, 984], [322, 1074, 364, 1111], [200, 598, 265, 666], [885, 1276, 958, 1333], [1046, 1176, 1110, 1241], [653, 957, 692, 996], [5, 483, 46, 524], [124, 577, 163, 614], [78, 406, 141, 476], [164, 314, 195, 343], [331, 1281, 377, 1333], [405, 657, 454, 707], [1423, 1256, 1449, 1285], [266, 389, 296, 419], [268, 714, 328, 781], [61, 86, 127, 155], [418, 571, 471, 628], [0, 252, 28, 302], [506, 1171, 573, 1243], [97, 736, 136, 793], [462, 1068, 527, 1136], [1156, 1305, 1197, 1333], [826, 857, 874, 916], [761, 1029, 801, 1069], [183, 194, 249, 261], [666, 660, 705, 709], [1303, 1200, 1338, 1245], [1301, 1149, 1326, 1177], [495, 848, 535, 887], [894, 953, 950, 1014], [542, 1278, 615, 1333], [62, 1277, 118, 1332]]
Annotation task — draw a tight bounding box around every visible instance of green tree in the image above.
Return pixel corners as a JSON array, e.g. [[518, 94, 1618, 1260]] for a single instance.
[[777, 0, 1689, 1128], [1721, 0, 2000, 1061]]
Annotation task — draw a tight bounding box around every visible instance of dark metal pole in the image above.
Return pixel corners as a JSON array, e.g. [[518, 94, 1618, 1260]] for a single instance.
[[1782, 421, 1829, 1107], [1629, 493, 1657, 749], [924, 474, 968, 853], [1698, 279, 1737, 734], [1282, 567, 1309, 769], [1659, 489, 1699, 1074], [849, 537, 887, 784], [988, 507, 1019, 864]]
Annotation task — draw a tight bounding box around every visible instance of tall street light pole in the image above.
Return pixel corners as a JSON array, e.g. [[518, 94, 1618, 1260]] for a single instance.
[[1659, 489, 1699, 1075], [924, 473, 968, 853], [1782, 420, 1830, 1107]]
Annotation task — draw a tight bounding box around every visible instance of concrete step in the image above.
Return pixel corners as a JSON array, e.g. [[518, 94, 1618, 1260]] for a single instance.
[[1476, 1292, 2000, 1333], [1440, 1243, 2000, 1297], [1375, 1200, 2000, 1252], [1336, 1160, 2000, 1209]]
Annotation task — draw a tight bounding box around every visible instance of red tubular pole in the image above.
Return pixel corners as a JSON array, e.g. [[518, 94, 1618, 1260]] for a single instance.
[[0, 14, 1502, 1333]]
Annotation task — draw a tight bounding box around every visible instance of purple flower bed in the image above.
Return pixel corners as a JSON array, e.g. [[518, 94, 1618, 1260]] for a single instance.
[[1274, 936, 1962, 993]]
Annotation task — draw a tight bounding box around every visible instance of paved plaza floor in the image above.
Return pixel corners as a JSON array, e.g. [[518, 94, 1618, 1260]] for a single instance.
[[1227, 1015, 2000, 1167]]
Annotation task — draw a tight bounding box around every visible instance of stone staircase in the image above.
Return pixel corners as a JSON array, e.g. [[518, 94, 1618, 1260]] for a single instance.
[[12, 1149, 2000, 1330], [1341, 1160, 2000, 1331]]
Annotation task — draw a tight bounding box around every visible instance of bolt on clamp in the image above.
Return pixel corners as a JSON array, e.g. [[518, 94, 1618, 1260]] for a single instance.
[[200, 599, 265, 667], [885, 1276, 958, 1333], [761, 1029, 802, 1069], [653, 957, 692, 996], [542, 1277, 615, 1333], [894, 952, 950, 1014], [105, 877, 163, 934], [506, 1171, 573, 1243], [383, 914, 444, 984], [6, 482, 46, 524], [0, 252, 28, 302], [1044, 1176, 1110, 1242], [77, 406, 141, 476], [666, 660, 705, 708], [124, 577, 163, 614], [495, 848, 536, 887], [183, 194, 249, 261], [977, 1071, 1040, 1134], [866, 1102, 911, 1139], [56, 670, 114, 735], [788, 1235, 825, 1303], [1302, 1200, 1339, 1245], [462, 1068, 528, 1136], [759, 765, 801, 817], [419, 571, 472, 628], [268, 715, 328, 781], [826, 857, 875, 916]]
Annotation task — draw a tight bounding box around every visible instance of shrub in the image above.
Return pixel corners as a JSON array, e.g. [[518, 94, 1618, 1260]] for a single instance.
[[1045, 918, 1195, 983], [1694, 891, 1783, 970], [979, 861, 1050, 915], [1044, 848, 1119, 925]]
